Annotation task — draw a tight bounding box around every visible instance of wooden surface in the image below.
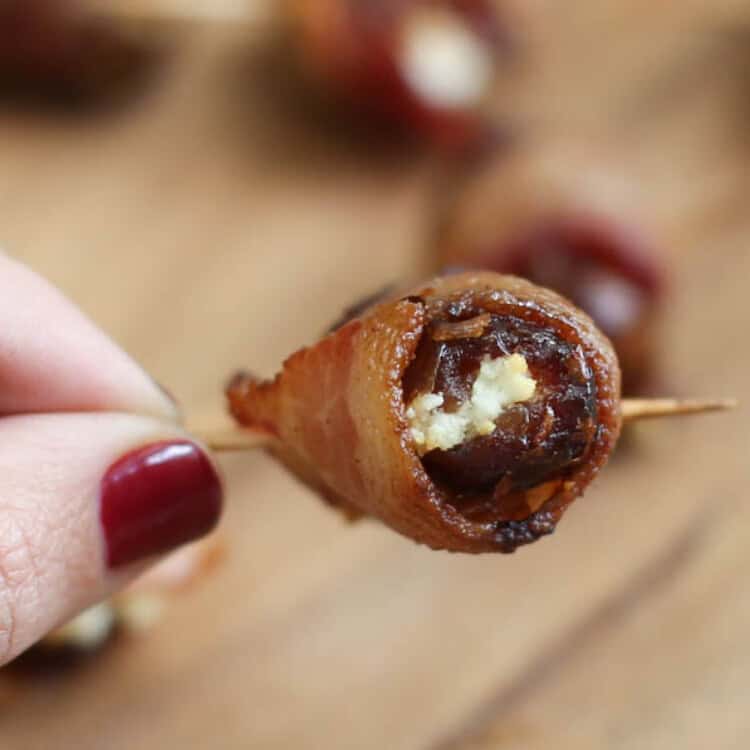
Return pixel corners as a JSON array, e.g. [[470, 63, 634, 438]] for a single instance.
[[1, 2, 749, 748]]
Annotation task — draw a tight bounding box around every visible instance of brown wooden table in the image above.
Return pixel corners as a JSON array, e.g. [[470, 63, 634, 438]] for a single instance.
[[1, 2, 749, 747]]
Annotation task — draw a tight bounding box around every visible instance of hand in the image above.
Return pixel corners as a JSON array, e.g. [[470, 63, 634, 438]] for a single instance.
[[0, 254, 223, 665]]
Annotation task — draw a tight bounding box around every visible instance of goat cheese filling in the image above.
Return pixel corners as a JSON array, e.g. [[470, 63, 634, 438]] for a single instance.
[[406, 353, 536, 454]]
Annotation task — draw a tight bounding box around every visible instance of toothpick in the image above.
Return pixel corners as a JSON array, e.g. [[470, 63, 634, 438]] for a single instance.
[[620, 397, 737, 421], [193, 398, 737, 453], [191, 425, 275, 453]]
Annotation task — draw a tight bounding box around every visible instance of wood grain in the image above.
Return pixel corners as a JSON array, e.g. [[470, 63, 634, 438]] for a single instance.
[[1, 2, 748, 748]]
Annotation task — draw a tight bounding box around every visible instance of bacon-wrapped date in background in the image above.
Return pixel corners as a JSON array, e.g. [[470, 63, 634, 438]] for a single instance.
[[280, 0, 511, 150], [9, 537, 223, 669], [228, 272, 621, 553], [436, 146, 667, 394], [0, 0, 169, 105]]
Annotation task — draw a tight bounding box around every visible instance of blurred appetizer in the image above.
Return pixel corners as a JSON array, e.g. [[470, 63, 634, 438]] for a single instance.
[[280, 0, 512, 150], [31, 536, 222, 658], [228, 271, 621, 554], [0, 0, 170, 106], [437, 147, 667, 393]]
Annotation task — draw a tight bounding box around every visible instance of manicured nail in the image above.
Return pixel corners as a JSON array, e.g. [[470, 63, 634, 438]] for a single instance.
[[100, 441, 223, 569]]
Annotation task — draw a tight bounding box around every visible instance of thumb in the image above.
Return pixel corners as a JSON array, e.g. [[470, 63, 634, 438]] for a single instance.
[[0, 412, 223, 666], [0, 253, 178, 419]]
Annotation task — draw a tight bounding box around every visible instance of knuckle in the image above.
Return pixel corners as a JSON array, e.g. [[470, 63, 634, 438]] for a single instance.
[[0, 512, 42, 665]]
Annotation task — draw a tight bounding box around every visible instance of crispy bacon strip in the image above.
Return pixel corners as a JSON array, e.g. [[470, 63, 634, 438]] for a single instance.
[[228, 272, 621, 553]]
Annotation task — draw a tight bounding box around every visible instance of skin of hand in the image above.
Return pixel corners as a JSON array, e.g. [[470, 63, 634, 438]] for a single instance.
[[0, 253, 224, 666]]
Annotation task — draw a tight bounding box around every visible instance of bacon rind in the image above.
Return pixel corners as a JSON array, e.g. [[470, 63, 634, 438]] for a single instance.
[[227, 272, 622, 553]]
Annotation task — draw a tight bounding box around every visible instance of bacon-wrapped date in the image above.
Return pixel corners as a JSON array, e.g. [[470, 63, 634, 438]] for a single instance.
[[228, 272, 621, 553], [437, 148, 666, 394], [281, 0, 510, 150], [0, 0, 167, 105], [21, 537, 223, 661]]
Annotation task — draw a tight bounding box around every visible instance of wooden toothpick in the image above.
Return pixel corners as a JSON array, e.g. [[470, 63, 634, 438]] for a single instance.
[[620, 397, 737, 422], [192, 425, 274, 453], [192, 397, 737, 454]]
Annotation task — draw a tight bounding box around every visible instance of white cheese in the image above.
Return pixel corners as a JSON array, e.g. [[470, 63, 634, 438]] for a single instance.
[[117, 594, 166, 632], [398, 9, 493, 110], [44, 602, 116, 651], [406, 353, 536, 454]]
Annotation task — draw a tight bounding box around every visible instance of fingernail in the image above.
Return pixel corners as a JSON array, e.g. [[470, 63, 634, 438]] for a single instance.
[[100, 441, 223, 569]]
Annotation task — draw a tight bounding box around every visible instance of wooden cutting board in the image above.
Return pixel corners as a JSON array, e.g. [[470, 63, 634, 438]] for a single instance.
[[1, 2, 748, 748]]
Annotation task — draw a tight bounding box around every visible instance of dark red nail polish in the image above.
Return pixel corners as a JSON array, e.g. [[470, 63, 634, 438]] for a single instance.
[[101, 441, 223, 569]]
